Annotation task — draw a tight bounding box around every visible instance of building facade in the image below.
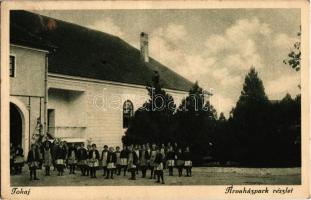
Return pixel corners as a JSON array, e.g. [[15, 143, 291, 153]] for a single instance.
[[10, 11, 193, 152], [10, 44, 48, 154]]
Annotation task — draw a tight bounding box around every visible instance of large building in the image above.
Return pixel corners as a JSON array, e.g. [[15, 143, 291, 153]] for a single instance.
[[10, 10, 193, 153]]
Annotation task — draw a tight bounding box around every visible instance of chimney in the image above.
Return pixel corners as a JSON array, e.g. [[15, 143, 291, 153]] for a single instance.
[[140, 32, 149, 62]]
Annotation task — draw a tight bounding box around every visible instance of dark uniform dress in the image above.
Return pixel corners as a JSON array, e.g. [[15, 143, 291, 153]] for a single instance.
[[154, 152, 165, 184], [149, 149, 157, 179], [77, 147, 88, 176], [55, 146, 67, 176], [43, 147, 53, 176], [88, 149, 100, 178], [13, 147, 24, 174], [120, 148, 129, 176], [127, 151, 138, 180], [106, 151, 117, 179], [115, 150, 121, 175], [27, 149, 40, 180], [176, 152, 185, 177], [139, 150, 150, 178], [68, 147, 78, 174], [183, 151, 192, 177], [166, 150, 175, 176]]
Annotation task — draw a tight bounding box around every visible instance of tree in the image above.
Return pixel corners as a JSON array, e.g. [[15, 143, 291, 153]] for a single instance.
[[122, 71, 176, 145], [231, 67, 271, 166], [174, 82, 217, 164], [268, 93, 301, 166], [283, 27, 301, 71]]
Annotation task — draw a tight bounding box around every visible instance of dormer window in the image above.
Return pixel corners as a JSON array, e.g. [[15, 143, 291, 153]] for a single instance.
[[9, 55, 16, 77]]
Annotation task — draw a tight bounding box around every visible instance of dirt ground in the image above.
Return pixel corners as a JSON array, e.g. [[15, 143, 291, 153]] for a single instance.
[[11, 167, 301, 186]]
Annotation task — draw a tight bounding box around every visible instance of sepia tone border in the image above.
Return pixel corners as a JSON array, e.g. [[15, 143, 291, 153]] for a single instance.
[[1, 1, 310, 199]]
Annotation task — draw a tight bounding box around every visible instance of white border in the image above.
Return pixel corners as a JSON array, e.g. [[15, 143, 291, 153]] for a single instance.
[[1, 1, 309, 200]]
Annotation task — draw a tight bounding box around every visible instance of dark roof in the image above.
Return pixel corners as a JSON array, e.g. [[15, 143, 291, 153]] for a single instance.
[[10, 10, 193, 92]]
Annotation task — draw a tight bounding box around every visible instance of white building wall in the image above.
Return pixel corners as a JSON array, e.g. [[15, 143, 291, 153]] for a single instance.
[[48, 74, 188, 149], [10, 45, 47, 154]]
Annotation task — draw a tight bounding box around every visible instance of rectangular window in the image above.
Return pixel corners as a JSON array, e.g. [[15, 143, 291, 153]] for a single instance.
[[9, 55, 16, 77]]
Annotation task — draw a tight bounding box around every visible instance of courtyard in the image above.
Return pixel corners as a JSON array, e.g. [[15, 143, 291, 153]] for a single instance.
[[11, 167, 301, 186]]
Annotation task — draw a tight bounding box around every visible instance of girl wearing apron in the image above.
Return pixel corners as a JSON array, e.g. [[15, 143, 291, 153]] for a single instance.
[[88, 144, 100, 178]]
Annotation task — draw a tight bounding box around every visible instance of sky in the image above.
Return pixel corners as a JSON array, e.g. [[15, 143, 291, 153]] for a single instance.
[[35, 9, 301, 117]]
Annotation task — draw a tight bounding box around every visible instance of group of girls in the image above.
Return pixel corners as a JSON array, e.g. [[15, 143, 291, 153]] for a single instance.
[[25, 141, 193, 184]]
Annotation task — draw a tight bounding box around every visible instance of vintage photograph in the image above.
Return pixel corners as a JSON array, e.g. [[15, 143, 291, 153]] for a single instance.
[[7, 7, 304, 188]]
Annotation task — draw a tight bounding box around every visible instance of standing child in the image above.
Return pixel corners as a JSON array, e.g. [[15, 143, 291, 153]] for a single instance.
[[134, 145, 140, 175], [166, 146, 175, 176], [106, 147, 117, 179], [51, 140, 58, 171], [127, 145, 138, 180], [13, 144, 24, 174], [86, 144, 91, 176], [184, 147, 192, 177], [149, 144, 157, 179], [77, 143, 88, 176], [43, 141, 53, 176], [55, 142, 67, 176], [38, 143, 44, 170], [154, 147, 165, 184], [68, 144, 78, 174], [139, 144, 149, 178], [101, 145, 109, 177], [115, 146, 121, 175], [88, 144, 100, 178], [176, 148, 184, 177], [160, 144, 166, 169], [120, 146, 128, 176], [27, 144, 40, 180]]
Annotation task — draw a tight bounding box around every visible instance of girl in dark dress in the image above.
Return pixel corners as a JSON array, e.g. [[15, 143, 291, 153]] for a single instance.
[[43, 141, 53, 176], [166, 146, 175, 176], [101, 145, 109, 177], [55, 142, 67, 176], [77, 143, 88, 176], [176, 148, 184, 177], [120, 146, 129, 176], [149, 144, 157, 179], [106, 147, 117, 179], [139, 144, 150, 178], [115, 146, 121, 175], [27, 144, 40, 180], [183, 146, 192, 177], [127, 145, 138, 180], [86, 144, 91, 176], [68, 144, 78, 174], [88, 144, 100, 178], [154, 148, 165, 184], [13, 144, 24, 174]]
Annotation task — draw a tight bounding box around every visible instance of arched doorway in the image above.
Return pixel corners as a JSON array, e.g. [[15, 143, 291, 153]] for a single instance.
[[10, 103, 23, 147]]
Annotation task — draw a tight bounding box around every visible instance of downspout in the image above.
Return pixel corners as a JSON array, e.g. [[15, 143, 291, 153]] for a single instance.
[[44, 53, 48, 136]]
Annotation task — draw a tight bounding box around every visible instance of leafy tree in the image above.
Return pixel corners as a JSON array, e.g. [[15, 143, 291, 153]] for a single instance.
[[122, 71, 176, 145], [267, 93, 301, 166], [283, 27, 301, 71], [229, 67, 301, 167], [174, 82, 217, 164]]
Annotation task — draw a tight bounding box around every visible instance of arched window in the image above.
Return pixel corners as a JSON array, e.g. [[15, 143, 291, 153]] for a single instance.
[[123, 100, 134, 128]]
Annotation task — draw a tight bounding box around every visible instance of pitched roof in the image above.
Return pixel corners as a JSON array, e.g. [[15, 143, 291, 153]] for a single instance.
[[10, 10, 193, 92]]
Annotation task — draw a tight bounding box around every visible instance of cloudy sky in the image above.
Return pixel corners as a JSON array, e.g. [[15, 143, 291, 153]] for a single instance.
[[35, 9, 301, 117]]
